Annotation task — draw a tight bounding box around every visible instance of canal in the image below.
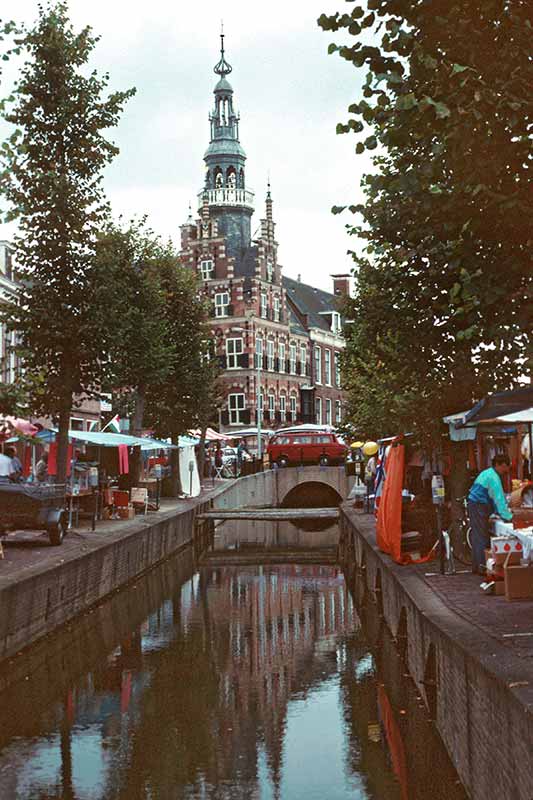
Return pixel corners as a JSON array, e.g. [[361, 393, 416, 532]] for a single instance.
[[0, 520, 467, 799]]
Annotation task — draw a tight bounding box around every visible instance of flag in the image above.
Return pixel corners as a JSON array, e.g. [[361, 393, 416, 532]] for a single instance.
[[88, 419, 99, 432], [374, 444, 388, 512], [102, 413, 120, 433]]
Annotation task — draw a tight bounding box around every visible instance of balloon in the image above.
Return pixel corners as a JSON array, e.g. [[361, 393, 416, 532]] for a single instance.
[[363, 441, 378, 456]]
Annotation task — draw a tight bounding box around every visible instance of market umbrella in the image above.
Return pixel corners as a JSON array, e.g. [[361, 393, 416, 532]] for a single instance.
[[189, 427, 230, 442], [0, 415, 39, 442]]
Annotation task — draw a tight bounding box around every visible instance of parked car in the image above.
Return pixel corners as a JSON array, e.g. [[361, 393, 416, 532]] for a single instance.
[[225, 428, 273, 458], [222, 446, 253, 466], [267, 431, 347, 468]]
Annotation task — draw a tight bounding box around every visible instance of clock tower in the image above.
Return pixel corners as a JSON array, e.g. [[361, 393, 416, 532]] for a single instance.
[[199, 31, 254, 273]]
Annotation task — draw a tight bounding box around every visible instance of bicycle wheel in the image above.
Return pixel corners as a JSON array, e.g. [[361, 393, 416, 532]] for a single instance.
[[449, 520, 472, 565]]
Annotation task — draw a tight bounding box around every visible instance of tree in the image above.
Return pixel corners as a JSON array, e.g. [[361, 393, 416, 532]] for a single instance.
[[144, 253, 221, 492], [98, 221, 221, 491], [319, 1, 533, 443], [144, 252, 221, 442], [95, 221, 174, 438], [0, 2, 135, 480]]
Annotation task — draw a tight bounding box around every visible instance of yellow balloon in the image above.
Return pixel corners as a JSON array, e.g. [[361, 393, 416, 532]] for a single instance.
[[363, 441, 379, 456], [352, 441, 364, 449]]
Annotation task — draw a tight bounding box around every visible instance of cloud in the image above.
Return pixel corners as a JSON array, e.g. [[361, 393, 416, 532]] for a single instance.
[[0, 0, 372, 289]]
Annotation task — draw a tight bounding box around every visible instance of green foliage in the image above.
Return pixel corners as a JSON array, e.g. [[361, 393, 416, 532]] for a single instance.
[[0, 2, 134, 475], [95, 220, 174, 428], [0, 379, 28, 416], [144, 250, 222, 440], [319, 0, 533, 443], [97, 220, 220, 439]]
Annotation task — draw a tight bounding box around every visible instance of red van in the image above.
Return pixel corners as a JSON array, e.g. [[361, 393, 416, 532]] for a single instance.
[[267, 431, 347, 468]]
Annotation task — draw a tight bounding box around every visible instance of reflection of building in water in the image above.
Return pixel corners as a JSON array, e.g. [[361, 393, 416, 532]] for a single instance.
[[0, 556, 465, 800], [178, 565, 357, 790], [213, 517, 339, 551]]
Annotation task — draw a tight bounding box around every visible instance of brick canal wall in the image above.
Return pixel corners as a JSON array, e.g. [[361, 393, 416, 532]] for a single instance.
[[340, 506, 533, 800]]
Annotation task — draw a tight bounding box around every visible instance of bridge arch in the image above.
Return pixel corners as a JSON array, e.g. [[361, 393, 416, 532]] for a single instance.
[[275, 466, 354, 509], [280, 481, 342, 509]]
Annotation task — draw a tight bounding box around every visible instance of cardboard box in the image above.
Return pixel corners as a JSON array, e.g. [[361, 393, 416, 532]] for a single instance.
[[494, 580, 506, 596], [491, 536, 523, 565], [504, 553, 533, 601]]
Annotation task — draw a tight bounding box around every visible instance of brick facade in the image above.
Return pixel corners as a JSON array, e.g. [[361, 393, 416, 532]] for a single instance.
[[179, 40, 346, 433]]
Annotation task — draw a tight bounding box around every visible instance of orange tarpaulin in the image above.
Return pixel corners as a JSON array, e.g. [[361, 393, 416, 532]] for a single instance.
[[376, 440, 433, 565], [377, 442, 405, 563]]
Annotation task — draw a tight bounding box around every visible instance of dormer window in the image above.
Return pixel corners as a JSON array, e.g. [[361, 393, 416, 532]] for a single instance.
[[331, 312, 342, 334], [200, 259, 214, 281]]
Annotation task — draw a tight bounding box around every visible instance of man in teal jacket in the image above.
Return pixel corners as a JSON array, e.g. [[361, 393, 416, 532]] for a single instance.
[[467, 454, 512, 573]]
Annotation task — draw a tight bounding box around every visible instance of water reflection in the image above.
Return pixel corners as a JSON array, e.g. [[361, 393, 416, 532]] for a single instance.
[[212, 517, 339, 554], [0, 539, 465, 800]]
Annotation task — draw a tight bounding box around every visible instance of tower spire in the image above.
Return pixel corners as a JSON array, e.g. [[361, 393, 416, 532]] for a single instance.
[[214, 23, 232, 77], [266, 178, 273, 223]]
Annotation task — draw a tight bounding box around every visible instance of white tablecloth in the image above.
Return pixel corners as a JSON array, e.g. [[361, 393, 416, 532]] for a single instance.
[[491, 518, 533, 559]]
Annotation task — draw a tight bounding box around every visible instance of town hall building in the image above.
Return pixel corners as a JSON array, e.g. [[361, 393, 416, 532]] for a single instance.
[[179, 35, 347, 432]]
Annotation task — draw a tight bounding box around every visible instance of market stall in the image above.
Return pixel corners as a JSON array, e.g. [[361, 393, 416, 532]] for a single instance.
[[447, 387, 533, 481], [15, 428, 199, 523]]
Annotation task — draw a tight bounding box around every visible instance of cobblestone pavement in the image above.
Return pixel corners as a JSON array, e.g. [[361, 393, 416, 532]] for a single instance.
[[0, 483, 224, 587], [425, 569, 533, 661]]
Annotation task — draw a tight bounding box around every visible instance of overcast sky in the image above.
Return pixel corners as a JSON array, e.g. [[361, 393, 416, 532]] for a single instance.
[[0, 0, 370, 291]]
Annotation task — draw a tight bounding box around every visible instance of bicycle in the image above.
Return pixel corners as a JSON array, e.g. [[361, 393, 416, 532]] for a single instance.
[[448, 496, 472, 565]]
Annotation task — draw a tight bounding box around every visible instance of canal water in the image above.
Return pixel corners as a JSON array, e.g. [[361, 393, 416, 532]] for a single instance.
[[0, 521, 467, 800]]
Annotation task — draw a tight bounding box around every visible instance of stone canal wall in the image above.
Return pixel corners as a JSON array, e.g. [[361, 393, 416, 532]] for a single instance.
[[340, 505, 533, 800]]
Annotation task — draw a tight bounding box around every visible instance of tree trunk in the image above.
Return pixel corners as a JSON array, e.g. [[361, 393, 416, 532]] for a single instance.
[[130, 388, 145, 485], [132, 388, 145, 437], [57, 402, 72, 484], [197, 425, 207, 484], [169, 445, 181, 497]]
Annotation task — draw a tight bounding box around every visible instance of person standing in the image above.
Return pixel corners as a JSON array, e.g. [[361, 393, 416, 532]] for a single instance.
[[467, 454, 513, 574], [5, 447, 23, 481], [34, 451, 49, 483], [236, 439, 248, 474], [0, 449, 15, 484]]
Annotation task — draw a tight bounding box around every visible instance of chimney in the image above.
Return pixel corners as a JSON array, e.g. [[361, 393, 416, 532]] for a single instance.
[[331, 273, 350, 297]]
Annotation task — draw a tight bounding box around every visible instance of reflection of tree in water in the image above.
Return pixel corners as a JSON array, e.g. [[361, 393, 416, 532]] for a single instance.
[[0, 554, 466, 800], [107, 566, 357, 799], [339, 578, 467, 800]]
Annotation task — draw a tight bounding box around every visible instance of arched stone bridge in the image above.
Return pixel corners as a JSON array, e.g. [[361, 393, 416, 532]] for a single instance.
[[211, 466, 355, 511]]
